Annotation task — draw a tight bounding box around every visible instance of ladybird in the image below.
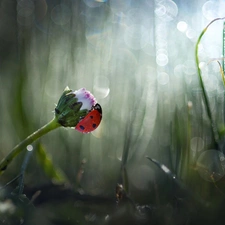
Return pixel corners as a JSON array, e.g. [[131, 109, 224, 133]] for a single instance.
[[75, 103, 102, 133]]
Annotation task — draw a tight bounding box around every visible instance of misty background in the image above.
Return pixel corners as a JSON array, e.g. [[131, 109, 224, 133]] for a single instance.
[[0, 0, 225, 208]]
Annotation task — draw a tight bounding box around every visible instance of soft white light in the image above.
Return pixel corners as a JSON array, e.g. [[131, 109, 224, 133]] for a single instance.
[[26, 145, 33, 151], [191, 137, 204, 152], [177, 21, 188, 32], [157, 72, 169, 85], [93, 76, 110, 99], [156, 54, 168, 66], [186, 28, 196, 39], [161, 165, 170, 173], [51, 4, 71, 26]]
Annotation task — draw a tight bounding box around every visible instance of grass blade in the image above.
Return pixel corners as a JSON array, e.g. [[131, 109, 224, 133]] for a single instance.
[[195, 17, 225, 148]]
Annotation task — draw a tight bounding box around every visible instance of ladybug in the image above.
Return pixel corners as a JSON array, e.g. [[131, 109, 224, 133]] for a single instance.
[[75, 103, 102, 133]]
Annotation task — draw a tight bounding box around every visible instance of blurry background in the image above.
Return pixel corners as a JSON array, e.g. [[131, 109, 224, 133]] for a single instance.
[[1, 0, 225, 224]]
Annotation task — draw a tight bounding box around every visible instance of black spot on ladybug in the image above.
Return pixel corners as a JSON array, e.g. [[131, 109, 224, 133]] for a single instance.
[[92, 124, 97, 128], [79, 125, 85, 130], [90, 115, 94, 119]]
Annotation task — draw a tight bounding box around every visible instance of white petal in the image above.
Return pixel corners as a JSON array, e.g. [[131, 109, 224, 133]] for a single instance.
[[74, 88, 97, 110]]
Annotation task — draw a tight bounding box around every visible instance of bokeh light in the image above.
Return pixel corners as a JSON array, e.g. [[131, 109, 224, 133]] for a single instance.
[[155, 0, 178, 21], [191, 137, 204, 157], [17, 0, 35, 26], [185, 28, 196, 40], [26, 145, 33, 151], [128, 165, 155, 190], [93, 75, 110, 99], [177, 21, 188, 33], [196, 150, 225, 182], [202, 1, 225, 21], [51, 4, 71, 26], [156, 52, 168, 66], [157, 72, 169, 85]]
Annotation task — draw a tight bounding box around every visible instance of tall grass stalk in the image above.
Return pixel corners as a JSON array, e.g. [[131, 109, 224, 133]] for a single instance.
[[223, 21, 225, 72], [185, 101, 192, 182], [18, 149, 33, 194], [195, 17, 225, 148], [217, 61, 225, 86]]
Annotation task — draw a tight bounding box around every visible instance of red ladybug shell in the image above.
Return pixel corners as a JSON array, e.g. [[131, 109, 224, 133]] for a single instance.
[[75, 103, 102, 133]]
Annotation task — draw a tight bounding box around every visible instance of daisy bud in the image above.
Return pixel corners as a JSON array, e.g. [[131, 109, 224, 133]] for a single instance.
[[55, 87, 97, 127]]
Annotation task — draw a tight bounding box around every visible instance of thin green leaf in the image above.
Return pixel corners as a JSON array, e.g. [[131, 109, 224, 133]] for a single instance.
[[36, 143, 68, 184], [195, 17, 225, 147]]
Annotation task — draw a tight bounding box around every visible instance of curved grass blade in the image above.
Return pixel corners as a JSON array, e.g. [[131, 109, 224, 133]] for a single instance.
[[223, 21, 225, 72], [36, 143, 68, 184], [195, 17, 225, 147]]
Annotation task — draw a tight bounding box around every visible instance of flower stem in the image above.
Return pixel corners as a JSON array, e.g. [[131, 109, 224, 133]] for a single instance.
[[0, 117, 61, 175]]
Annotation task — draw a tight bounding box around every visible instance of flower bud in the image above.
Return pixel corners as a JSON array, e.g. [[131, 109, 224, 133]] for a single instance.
[[55, 87, 97, 127]]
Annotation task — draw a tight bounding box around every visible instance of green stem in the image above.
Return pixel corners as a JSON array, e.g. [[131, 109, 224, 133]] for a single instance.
[[0, 117, 61, 174], [223, 21, 225, 73], [217, 61, 225, 86]]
